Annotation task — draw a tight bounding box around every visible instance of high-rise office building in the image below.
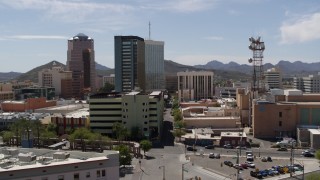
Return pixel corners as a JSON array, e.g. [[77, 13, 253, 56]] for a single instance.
[[294, 73, 320, 93], [67, 33, 96, 98], [144, 40, 165, 91], [114, 36, 145, 92], [177, 71, 214, 101], [264, 68, 282, 90]]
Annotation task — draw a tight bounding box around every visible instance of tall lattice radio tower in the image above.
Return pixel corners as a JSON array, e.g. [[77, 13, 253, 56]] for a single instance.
[[248, 37, 265, 96]]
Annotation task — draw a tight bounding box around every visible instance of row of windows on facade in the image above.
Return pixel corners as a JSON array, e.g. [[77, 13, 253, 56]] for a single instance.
[[24, 169, 106, 180]]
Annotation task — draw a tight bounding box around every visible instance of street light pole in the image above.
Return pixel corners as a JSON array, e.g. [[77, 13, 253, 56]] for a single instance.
[[159, 166, 165, 180]]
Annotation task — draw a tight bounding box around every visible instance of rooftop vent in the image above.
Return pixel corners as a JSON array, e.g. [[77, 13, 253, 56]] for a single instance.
[[53, 152, 70, 160], [18, 153, 36, 162], [2, 148, 19, 156]]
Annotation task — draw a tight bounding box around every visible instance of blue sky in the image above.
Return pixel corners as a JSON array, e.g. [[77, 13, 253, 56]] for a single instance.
[[1, 0, 320, 72]]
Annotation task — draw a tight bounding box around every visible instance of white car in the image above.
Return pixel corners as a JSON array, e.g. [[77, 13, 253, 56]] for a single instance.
[[246, 153, 254, 161], [245, 161, 255, 168]]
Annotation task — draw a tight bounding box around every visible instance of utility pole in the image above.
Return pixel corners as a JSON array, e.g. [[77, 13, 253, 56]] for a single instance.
[[290, 141, 294, 177], [236, 151, 239, 180]]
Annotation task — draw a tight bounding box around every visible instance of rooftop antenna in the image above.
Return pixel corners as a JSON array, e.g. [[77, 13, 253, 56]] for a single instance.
[[148, 21, 151, 40]]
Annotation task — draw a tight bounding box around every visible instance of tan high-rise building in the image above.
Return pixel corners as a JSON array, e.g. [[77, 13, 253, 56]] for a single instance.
[[38, 64, 72, 99], [177, 71, 214, 101], [67, 33, 96, 98]]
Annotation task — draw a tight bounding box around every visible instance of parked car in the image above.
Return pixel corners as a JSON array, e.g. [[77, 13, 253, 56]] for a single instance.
[[245, 161, 255, 168], [267, 156, 272, 162], [187, 146, 197, 151], [240, 163, 248, 169], [214, 153, 221, 159], [267, 169, 275, 176], [205, 145, 214, 149], [250, 171, 263, 179], [293, 164, 304, 170], [261, 157, 267, 162], [223, 144, 234, 149], [224, 161, 233, 167], [259, 170, 268, 177], [270, 168, 280, 175], [303, 152, 315, 157], [233, 164, 243, 170], [246, 153, 254, 162], [277, 147, 288, 151], [209, 153, 215, 158]]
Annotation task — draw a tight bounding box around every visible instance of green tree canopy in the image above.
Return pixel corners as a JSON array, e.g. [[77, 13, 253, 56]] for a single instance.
[[114, 145, 132, 166], [174, 110, 183, 122], [140, 140, 152, 156], [112, 122, 129, 141]]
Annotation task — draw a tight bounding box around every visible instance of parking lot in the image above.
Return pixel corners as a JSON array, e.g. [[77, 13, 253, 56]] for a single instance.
[[190, 154, 301, 179]]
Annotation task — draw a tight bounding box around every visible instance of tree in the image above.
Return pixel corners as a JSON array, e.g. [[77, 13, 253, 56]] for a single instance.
[[112, 122, 129, 142], [99, 82, 115, 93], [114, 145, 132, 166], [172, 129, 186, 142], [174, 110, 183, 122], [69, 128, 92, 151], [2, 131, 14, 145], [31, 119, 43, 149], [172, 98, 179, 109], [140, 140, 152, 157]]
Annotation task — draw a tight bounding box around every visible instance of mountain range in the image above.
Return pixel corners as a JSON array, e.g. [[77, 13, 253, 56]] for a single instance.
[[195, 60, 320, 76], [0, 60, 319, 82]]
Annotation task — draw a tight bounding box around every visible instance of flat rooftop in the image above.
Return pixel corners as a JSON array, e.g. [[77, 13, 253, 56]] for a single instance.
[[309, 129, 320, 135], [0, 147, 118, 172], [221, 131, 247, 138]]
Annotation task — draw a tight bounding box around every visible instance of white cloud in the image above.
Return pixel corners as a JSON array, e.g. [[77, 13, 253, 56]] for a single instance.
[[0, 0, 134, 30], [280, 12, 320, 44], [204, 36, 224, 41], [6, 35, 68, 40], [140, 0, 217, 12]]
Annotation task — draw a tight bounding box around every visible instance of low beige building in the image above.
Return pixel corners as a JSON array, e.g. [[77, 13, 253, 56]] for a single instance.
[[251, 90, 320, 138], [182, 106, 241, 129]]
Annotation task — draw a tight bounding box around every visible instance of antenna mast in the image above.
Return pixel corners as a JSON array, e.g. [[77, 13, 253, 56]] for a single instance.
[[149, 21, 151, 40]]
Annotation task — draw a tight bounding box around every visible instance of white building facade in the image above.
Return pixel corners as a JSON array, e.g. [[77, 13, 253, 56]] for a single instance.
[[177, 71, 214, 101]]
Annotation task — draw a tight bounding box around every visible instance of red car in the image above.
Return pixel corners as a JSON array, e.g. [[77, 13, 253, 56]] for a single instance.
[[240, 163, 248, 169]]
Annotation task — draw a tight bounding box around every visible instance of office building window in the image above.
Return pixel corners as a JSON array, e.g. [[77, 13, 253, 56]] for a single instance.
[[86, 172, 90, 178], [279, 112, 282, 118], [102, 169, 106, 177], [74, 173, 79, 180], [279, 121, 282, 127], [97, 170, 101, 177]]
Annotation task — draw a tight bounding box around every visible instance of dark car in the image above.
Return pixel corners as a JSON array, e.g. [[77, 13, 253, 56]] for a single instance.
[[304, 152, 315, 157], [224, 160, 233, 167], [250, 171, 263, 179], [205, 145, 215, 149], [187, 146, 197, 151], [267, 156, 272, 162]]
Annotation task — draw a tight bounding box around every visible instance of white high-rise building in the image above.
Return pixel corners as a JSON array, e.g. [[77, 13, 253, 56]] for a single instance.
[[294, 73, 320, 93], [177, 71, 214, 101], [264, 67, 282, 89], [144, 40, 165, 92]]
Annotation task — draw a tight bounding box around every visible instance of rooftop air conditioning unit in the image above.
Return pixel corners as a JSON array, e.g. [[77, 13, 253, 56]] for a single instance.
[[53, 152, 70, 160], [18, 153, 37, 162]]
